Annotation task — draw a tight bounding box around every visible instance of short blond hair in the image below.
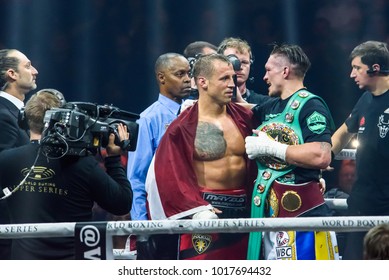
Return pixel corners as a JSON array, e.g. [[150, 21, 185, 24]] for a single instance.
[[218, 37, 253, 61], [25, 90, 62, 133]]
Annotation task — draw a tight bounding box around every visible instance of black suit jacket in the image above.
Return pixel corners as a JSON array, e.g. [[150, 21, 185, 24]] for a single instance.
[[0, 96, 29, 259], [0, 96, 29, 152]]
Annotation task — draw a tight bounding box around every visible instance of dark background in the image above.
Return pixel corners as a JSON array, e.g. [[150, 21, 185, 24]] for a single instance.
[[1, 0, 387, 124], [0, 0, 386, 185]]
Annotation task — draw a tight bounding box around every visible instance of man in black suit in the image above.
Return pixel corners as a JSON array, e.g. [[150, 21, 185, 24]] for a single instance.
[[0, 49, 38, 259]]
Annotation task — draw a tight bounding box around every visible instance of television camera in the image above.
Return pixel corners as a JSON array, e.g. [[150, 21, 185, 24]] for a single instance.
[[41, 102, 139, 157]]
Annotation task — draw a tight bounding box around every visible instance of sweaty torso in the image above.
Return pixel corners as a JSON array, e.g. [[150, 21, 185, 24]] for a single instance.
[[193, 115, 246, 190]]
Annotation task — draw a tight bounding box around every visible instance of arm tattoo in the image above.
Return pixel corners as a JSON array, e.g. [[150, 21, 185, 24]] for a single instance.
[[320, 142, 331, 152], [195, 121, 226, 160]]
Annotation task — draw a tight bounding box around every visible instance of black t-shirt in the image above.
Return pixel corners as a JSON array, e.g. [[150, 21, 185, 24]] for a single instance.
[[0, 142, 132, 259], [345, 90, 389, 214], [243, 89, 270, 105], [252, 93, 333, 183]]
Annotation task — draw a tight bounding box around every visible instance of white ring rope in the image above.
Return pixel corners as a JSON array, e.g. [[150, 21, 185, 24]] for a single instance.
[[0, 199, 348, 239], [1, 214, 388, 240], [324, 198, 347, 210], [335, 149, 356, 160], [0, 199, 346, 239]]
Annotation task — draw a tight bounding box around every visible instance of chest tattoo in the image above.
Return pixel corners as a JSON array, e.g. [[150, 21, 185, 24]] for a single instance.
[[195, 121, 226, 160]]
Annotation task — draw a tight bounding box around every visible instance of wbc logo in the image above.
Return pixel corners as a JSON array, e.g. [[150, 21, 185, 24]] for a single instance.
[[275, 231, 292, 259], [276, 231, 290, 246]]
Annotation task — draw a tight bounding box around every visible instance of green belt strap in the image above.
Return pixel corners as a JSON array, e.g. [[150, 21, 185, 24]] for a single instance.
[[247, 164, 291, 260]]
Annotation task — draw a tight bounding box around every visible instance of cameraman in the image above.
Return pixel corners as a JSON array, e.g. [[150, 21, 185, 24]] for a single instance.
[[0, 90, 133, 259], [218, 37, 269, 104]]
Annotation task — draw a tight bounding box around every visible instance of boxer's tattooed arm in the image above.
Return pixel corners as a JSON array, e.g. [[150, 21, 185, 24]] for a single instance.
[[195, 121, 226, 160], [321, 141, 331, 152]]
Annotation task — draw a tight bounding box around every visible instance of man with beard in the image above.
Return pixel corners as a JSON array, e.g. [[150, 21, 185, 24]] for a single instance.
[[0, 49, 38, 259]]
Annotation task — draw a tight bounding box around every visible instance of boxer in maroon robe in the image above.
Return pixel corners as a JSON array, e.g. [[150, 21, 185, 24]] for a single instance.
[[146, 54, 257, 259]]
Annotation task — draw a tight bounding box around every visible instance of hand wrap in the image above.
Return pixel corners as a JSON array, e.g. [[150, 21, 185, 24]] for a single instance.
[[192, 210, 218, 219], [245, 131, 288, 161]]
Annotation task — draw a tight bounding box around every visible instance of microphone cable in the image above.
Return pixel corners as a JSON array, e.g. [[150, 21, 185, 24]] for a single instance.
[[1, 144, 42, 200]]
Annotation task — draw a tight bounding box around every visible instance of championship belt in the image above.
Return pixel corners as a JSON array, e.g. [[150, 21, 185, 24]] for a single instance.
[[257, 122, 300, 170], [247, 89, 324, 260]]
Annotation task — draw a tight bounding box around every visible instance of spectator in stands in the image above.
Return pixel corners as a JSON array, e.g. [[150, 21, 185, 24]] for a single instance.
[[363, 224, 389, 260], [324, 159, 356, 200], [324, 159, 356, 258]]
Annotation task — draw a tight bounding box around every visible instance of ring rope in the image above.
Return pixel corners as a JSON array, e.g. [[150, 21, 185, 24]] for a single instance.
[[1, 215, 388, 239], [334, 149, 356, 160], [324, 198, 347, 210], [0, 199, 349, 239]]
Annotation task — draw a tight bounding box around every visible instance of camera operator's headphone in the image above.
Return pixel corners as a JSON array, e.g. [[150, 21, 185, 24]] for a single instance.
[[217, 42, 255, 83], [18, 88, 66, 130], [217, 42, 255, 65]]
